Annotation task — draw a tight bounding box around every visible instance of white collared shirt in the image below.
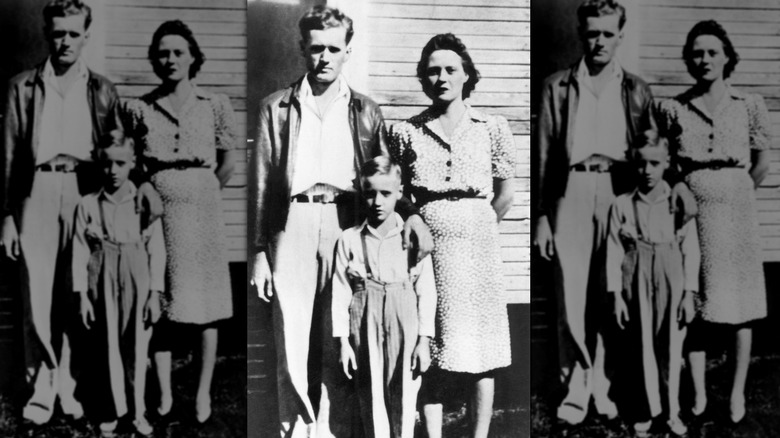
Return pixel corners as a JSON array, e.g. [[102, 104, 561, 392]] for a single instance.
[[331, 213, 437, 338], [290, 75, 356, 196], [570, 58, 628, 165], [37, 58, 93, 165]]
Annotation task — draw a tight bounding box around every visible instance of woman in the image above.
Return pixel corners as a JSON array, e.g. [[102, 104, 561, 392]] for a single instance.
[[123, 20, 238, 423], [388, 33, 516, 438], [656, 20, 771, 424]]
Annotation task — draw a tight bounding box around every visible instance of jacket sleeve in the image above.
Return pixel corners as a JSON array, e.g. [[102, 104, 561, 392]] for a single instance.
[[251, 101, 273, 254], [2, 80, 21, 218], [535, 78, 555, 219]]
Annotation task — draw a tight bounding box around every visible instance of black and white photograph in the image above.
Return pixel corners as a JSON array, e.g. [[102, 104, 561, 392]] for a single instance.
[[531, 0, 780, 437], [246, 1, 529, 437], [0, 0, 247, 436]]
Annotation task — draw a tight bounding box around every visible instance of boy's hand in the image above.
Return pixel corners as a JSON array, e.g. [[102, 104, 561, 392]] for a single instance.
[[339, 337, 357, 380], [78, 291, 94, 330], [412, 336, 432, 374], [678, 290, 696, 325], [613, 293, 629, 330], [144, 291, 162, 325], [403, 215, 433, 263]]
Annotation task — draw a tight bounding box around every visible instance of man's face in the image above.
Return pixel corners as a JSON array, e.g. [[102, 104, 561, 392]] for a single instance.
[[302, 27, 351, 85], [581, 14, 623, 68], [47, 14, 89, 69]]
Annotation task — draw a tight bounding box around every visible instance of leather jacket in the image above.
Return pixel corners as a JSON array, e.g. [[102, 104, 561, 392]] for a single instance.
[[2, 62, 122, 218], [251, 76, 416, 253], [535, 63, 656, 218]]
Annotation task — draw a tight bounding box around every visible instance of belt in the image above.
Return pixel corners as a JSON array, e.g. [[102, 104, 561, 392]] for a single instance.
[[571, 162, 612, 173], [36, 163, 78, 173], [291, 192, 355, 204]]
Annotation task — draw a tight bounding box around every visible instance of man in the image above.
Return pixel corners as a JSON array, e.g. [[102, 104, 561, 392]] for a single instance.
[[250, 6, 432, 438], [534, 0, 656, 426], [0, 0, 122, 426]]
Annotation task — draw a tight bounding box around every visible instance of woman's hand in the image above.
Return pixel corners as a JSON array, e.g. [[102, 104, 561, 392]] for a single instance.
[[670, 182, 697, 225], [534, 215, 555, 261], [216, 150, 237, 189], [403, 214, 433, 263], [1, 216, 20, 261], [492, 178, 514, 222], [339, 337, 357, 380], [412, 336, 432, 374], [136, 182, 164, 226], [144, 291, 162, 325], [750, 149, 770, 188], [251, 251, 274, 302]]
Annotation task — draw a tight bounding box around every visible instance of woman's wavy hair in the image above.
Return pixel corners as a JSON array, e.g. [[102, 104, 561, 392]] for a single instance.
[[416, 33, 480, 100], [682, 20, 739, 80], [148, 20, 205, 80]]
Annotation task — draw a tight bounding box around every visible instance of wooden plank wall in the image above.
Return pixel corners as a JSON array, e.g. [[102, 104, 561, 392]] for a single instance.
[[104, 0, 248, 262], [364, 0, 531, 304], [637, 0, 780, 261]]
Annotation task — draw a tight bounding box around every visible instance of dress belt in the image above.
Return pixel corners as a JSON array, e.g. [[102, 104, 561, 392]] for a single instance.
[[414, 189, 487, 205]]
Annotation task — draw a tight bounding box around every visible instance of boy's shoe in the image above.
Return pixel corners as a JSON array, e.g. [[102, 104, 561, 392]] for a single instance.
[[99, 420, 118, 438], [134, 416, 154, 436], [633, 420, 652, 438], [668, 416, 688, 436]]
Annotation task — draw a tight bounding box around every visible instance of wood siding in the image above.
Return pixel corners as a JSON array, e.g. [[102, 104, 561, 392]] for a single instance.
[[365, 0, 531, 304], [638, 0, 780, 261], [104, 0, 248, 262]]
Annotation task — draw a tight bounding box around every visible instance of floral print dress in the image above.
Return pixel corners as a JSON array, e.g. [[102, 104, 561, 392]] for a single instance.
[[124, 86, 237, 325], [657, 87, 770, 324], [389, 107, 517, 373]]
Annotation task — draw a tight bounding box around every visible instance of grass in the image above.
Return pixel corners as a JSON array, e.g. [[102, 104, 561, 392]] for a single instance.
[[1, 353, 246, 438], [532, 353, 780, 437]]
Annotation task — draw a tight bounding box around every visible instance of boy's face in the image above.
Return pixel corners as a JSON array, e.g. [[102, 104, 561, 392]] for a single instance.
[[362, 173, 402, 224], [99, 146, 135, 191], [635, 146, 669, 190]]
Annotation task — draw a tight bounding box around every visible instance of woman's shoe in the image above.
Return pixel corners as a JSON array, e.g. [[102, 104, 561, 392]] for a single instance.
[[730, 396, 746, 424], [134, 416, 154, 436], [99, 420, 118, 438], [196, 396, 212, 424], [158, 395, 173, 417], [633, 420, 652, 438], [667, 416, 688, 436]]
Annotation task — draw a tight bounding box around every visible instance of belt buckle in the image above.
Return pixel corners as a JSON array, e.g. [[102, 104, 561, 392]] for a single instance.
[[318, 192, 334, 204]]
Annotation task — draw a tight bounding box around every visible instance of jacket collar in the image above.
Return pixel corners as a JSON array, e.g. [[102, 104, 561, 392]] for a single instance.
[[28, 58, 101, 90], [281, 75, 365, 112], [560, 58, 636, 89]]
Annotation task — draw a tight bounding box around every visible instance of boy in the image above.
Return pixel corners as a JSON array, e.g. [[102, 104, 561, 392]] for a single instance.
[[331, 156, 436, 438], [606, 131, 700, 437], [71, 130, 165, 437]]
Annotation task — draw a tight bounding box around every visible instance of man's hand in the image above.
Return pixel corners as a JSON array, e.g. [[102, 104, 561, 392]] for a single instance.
[[411, 336, 432, 374], [403, 214, 433, 263], [678, 290, 696, 325], [1, 216, 20, 261], [78, 291, 94, 330], [251, 252, 274, 302], [339, 337, 357, 380], [144, 291, 162, 325], [670, 182, 697, 225], [613, 293, 629, 330], [136, 182, 164, 226], [534, 216, 555, 261]]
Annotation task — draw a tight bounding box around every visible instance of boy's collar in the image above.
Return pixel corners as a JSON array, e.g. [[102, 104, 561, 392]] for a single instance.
[[99, 181, 137, 204], [360, 213, 404, 239], [632, 180, 671, 204]]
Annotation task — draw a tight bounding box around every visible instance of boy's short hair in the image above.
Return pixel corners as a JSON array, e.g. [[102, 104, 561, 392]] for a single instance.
[[299, 5, 354, 45], [577, 0, 626, 30], [630, 129, 669, 159], [43, 0, 92, 31], [360, 156, 402, 184], [96, 129, 134, 156]]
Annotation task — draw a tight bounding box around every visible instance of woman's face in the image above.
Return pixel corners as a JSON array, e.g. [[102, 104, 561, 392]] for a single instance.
[[425, 49, 469, 104], [155, 34, 194, 82], [689, 34, 729, 82]]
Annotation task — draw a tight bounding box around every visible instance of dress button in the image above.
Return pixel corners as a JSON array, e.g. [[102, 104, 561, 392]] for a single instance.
[[446, 160, 452, 166], [174, 148, 179, 153], [175, 133, 180, 140], [445, 176, 451, 182], [709, 133, 714, 140]]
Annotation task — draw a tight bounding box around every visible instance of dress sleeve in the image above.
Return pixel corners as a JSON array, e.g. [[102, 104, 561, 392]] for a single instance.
[[213, 94, 238, 151], [747, 93, 771, 151], [489, 115, 517, 180]]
